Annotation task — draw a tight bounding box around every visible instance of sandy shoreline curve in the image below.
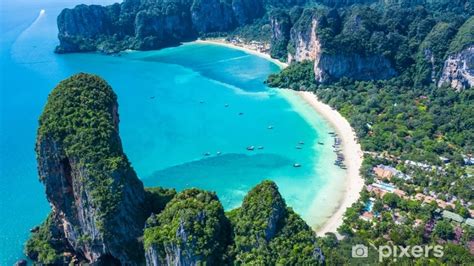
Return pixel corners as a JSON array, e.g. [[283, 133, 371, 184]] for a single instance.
[[193, 38, 364, 236], [194, 39, 289, 68], [297, 91, 364, 235]]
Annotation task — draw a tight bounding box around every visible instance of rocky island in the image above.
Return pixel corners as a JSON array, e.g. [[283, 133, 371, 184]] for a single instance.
[[26, 73, 324, 265]]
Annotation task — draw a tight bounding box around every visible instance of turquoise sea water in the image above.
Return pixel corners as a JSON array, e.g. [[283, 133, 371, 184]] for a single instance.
[[0, 1, 344, 264]]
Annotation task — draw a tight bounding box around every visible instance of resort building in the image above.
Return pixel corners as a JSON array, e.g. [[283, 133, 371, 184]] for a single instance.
[[360, 211, 374, 222], [442, 210, 464, 224], [373, 165, 398, 179], [393, 189, 406, 198], [372, 164, 412, 181], [367, 184, 387, 198], [423, 196, 436, 204], [466, 218, 474, 228], [405, 160, 443, 172], [435, 199, 455, 209], [413, 193, 458, 210], [415, 193, 425, 201]]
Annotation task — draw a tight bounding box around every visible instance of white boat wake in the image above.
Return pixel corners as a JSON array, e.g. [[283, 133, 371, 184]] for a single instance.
[[10, 9, 57, 65]]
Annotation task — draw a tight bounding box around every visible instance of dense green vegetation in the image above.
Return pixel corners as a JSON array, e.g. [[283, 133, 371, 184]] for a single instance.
[[415, 21, 458, 86], [142, 181, 322, 264], [330, 187, 474, 264], [25, 214, 63, 264], [319, 5, 468, 77], [144, 189, 231, 264], [448, 16, 474, 54], [228, 181, 322, 265], [37, 73, 135, 233], [269, 65, 474, 166], [229, 17, 273, 43], [267, 60, 315, 89], [269, 9, 291, 60], [144, 187, 177, 215]]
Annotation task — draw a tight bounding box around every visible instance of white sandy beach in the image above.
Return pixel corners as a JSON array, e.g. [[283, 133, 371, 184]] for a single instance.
[[195, 38, 364, 236], [195, 39, 289, 68], [297, 91, 364, 235]]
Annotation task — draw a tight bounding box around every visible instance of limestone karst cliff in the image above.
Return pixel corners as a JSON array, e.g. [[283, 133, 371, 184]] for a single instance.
[[438, 45, 474, 90], [269, 6, 473, 86], [414, 22, 458, 86], [272, 7, 397, 83], [56, 0, 388, 54], [143, 189, 231, 266], [227, 181, 324, 265], [269, 9, 292, 60], [56, 0, 267, 53], [314, 53, 396, 82], [32, 73, 147, 264], [144, 181, 324, 265], [438, 17, 474, 90], [287, 9, 321, 63]]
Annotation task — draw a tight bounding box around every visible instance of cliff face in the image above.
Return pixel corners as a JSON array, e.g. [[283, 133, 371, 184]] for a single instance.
[[287, 10, 321, 63], [34, 73, 146, 264], [269, 10, 292, 60], [56, 4, 118, 53], [143, 181, 323, 265], [414, 22, 458, 87], [437, 17, 474, 90], [134, 3, 195, 50], [274, 8, 396, 83], [56, 0, 267, 53], [25, 213, 73, 264], [438, 45, 474, 90], [315, 53, 397, 82], [190, 0, 235, 33], [231, 0, 265, 25], [143, 189, 231, 266]]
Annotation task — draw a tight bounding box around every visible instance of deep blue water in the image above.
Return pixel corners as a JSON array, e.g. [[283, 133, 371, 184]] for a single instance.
[[0, 1, 343, 264]]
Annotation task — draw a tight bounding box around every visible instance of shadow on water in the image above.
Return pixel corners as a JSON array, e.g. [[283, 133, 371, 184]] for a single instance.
[[143, 153, 293, 209]]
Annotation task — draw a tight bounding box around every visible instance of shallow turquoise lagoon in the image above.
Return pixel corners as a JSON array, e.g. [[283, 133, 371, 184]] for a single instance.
[[0, 1, 344, 264]]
